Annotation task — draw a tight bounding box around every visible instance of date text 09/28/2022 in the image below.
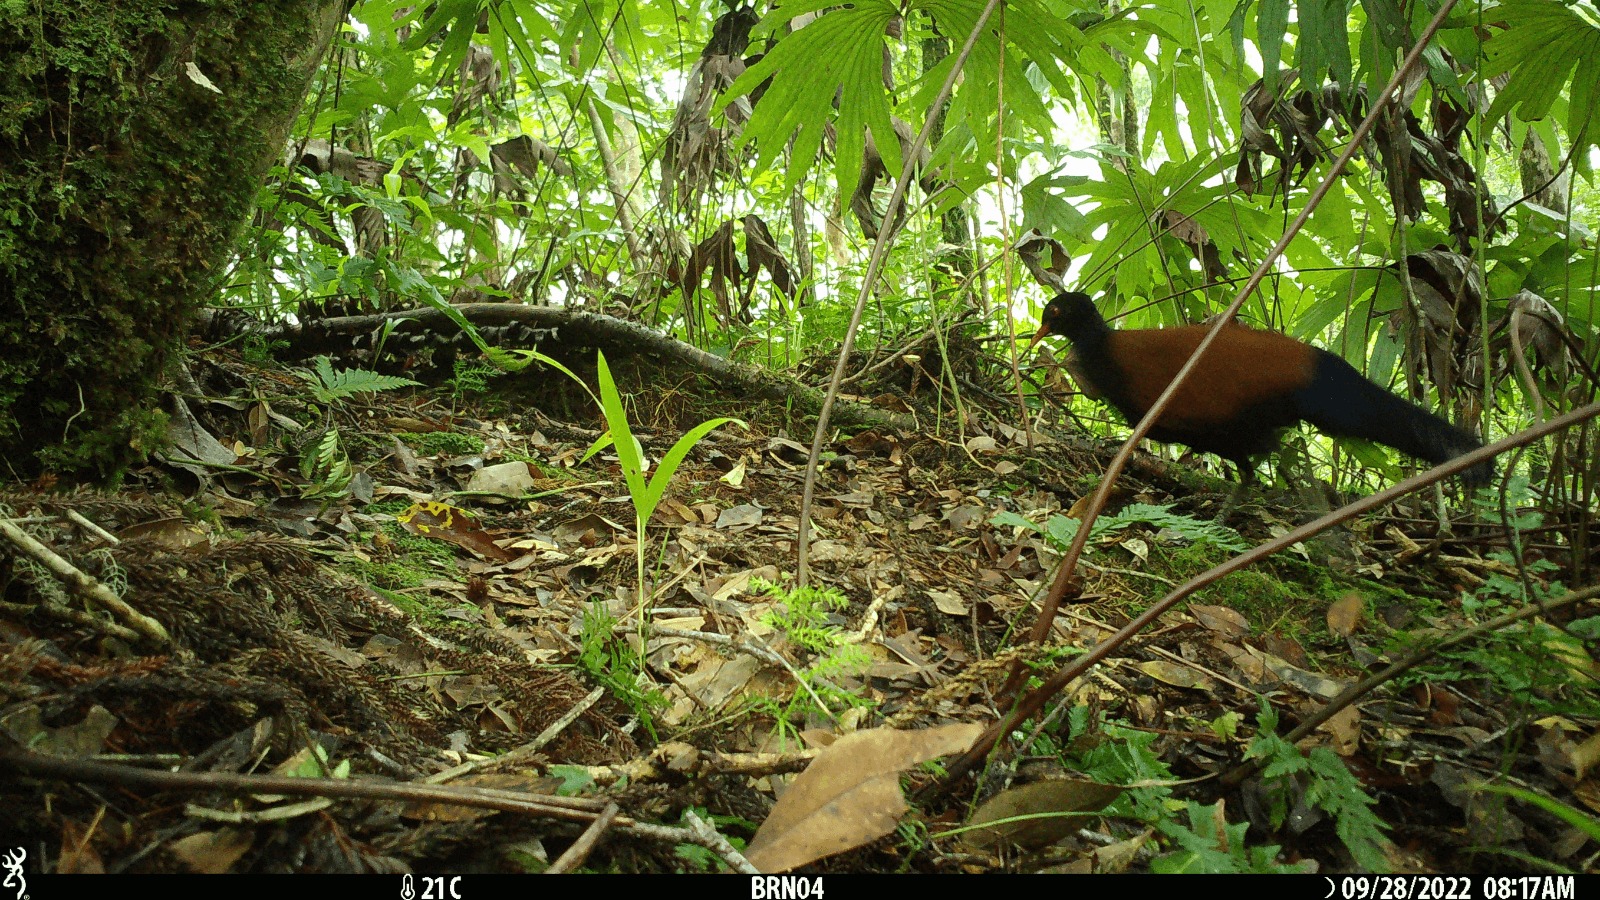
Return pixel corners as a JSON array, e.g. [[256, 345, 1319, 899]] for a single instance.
[[1328, 876, 1575, 900]]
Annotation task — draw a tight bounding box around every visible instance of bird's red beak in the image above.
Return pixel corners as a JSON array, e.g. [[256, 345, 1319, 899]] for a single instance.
[[1028, 323, 1052, 352]]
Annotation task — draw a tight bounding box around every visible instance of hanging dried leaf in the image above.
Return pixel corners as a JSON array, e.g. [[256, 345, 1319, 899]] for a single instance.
[[682, 219, 742, 327], [742, 214, 795, 299], [1235, 71, 1336, 194], [1501, 289, 1571, 399], [848, 116, 941, 239], [1161, 210, 1227, 282], [1394, 248, 1485, 398], [447, 43, 501, 127], [660, 7, 760, 211], [1014, 229, 1071, 289], [490, 136, 571, 199]]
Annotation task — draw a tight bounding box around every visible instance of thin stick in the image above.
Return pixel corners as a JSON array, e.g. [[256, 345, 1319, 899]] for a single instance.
[[1003, 0, 1465, 699], [0, 517, 169, 644], [546, 801, 620, 874], [425, 686, 605, 785], [795, 0, 1005, 586], [684, 809, 760, 874]]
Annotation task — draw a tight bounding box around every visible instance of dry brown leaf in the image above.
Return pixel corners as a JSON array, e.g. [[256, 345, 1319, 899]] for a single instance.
[[928, 589, 969, 616], [1121, 536, 1149, 563], [1573, 778, 1600, 816], [1572, 731, 1600, 781], [169, 829, 254, 874], [1326, 592, 1365, 637], [1091, 828, 1152, 872], [0, 705, 118, 758], [1322, 706, 1362, 757], [679, 655, 762, 710], [553, 513, 616, 545], [744, 723, 983, 872], [1190, 604, 1249, 638], [1137, 659, 1214, 691], [716, 503, 763, 529], [1066, 494, 1094, 519], [57, 819, 105, 874], [961, 779, 1124, 851], [1014, 228, 1071, 289]]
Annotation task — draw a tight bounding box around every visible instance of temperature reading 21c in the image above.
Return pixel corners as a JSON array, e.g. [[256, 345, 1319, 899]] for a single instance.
[[419, 876, 462, 899], [406, 871, 464, 890]]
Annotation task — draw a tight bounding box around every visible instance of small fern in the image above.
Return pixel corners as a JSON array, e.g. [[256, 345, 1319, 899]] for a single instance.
[[578, 600, 667, 738], [1246, 707, 1390, 872], [446, 359, 498, 399], [299, 356, 420, 403], [992, 501, 1245, 552], [753, 577, 872, 719], [1109, 503, 1247, 551], [299, 427, 353, 498], [1152, 801, 1307, 874]]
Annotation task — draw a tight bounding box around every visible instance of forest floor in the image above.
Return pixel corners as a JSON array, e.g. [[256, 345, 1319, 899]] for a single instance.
[[2, 337, 1595, 876]]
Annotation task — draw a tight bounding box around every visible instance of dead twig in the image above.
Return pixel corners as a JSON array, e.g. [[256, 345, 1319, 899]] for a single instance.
[[0, 745, 734, 854], [426, 686, 606, 785], [683, 809, 760, 874], [546, 801, 621, 874], [0, 517, 170, 644]]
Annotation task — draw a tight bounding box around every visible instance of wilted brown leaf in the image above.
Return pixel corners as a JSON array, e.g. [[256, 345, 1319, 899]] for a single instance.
[[744, 723, 983, 872], [961, 778, 1124, 851]]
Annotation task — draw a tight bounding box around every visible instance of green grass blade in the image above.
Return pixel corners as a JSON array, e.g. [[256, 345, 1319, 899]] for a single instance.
[[640, 416, 747, 524]]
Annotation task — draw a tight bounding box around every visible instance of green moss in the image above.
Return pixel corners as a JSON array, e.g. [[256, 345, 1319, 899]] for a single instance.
[[366, 584, 424, 615], [364, 499, 419, 518], [1145, 540, 1321, 640], [398, 432, 485, 456], [343, 557, 438, 592], [389, 528, 462, 567], [0, 0, 340, 478]]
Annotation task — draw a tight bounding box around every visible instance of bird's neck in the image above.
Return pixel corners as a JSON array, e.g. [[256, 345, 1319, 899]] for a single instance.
[[1063, 315, 1112, 351]]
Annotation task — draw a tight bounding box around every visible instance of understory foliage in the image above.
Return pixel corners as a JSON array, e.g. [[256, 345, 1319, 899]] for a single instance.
[[193, 0, 1600, 873], [233, 0, 1597, 518]]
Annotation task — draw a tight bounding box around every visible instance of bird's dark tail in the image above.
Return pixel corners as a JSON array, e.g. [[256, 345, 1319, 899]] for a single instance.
[[1298, 352, 1495, 485]]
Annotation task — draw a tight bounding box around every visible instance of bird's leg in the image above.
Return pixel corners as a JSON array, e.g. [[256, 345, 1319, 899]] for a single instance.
[[1211, 460, 1253, 524]]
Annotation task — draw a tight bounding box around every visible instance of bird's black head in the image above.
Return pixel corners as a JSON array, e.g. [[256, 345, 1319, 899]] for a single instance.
[[1029, 291, 1109, 350]]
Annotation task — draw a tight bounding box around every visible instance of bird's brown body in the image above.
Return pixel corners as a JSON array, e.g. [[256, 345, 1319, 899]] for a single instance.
[[1031, 291, 1493, 484]]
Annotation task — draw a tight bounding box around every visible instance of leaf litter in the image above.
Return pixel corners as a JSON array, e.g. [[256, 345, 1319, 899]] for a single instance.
[[0, 343, 1593, 875]]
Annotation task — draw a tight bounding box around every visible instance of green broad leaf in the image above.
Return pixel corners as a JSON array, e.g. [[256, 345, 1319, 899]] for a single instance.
[[1482, 0, 1600, 155], [1296, 0, 1352, 88], [594, 353, 649, 510], [641, 415, 746, 526], [722, 0, 900, 206], [989, 510, 1037, 531], [590, 352, 745, 531], [1044, 515, 1083, 547], [1257, 0, 1290, 93], [1473, 783, 1600, 845]]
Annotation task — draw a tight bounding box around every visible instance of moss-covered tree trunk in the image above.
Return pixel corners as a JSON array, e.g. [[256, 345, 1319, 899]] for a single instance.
[[0, 1, 344, 478]]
